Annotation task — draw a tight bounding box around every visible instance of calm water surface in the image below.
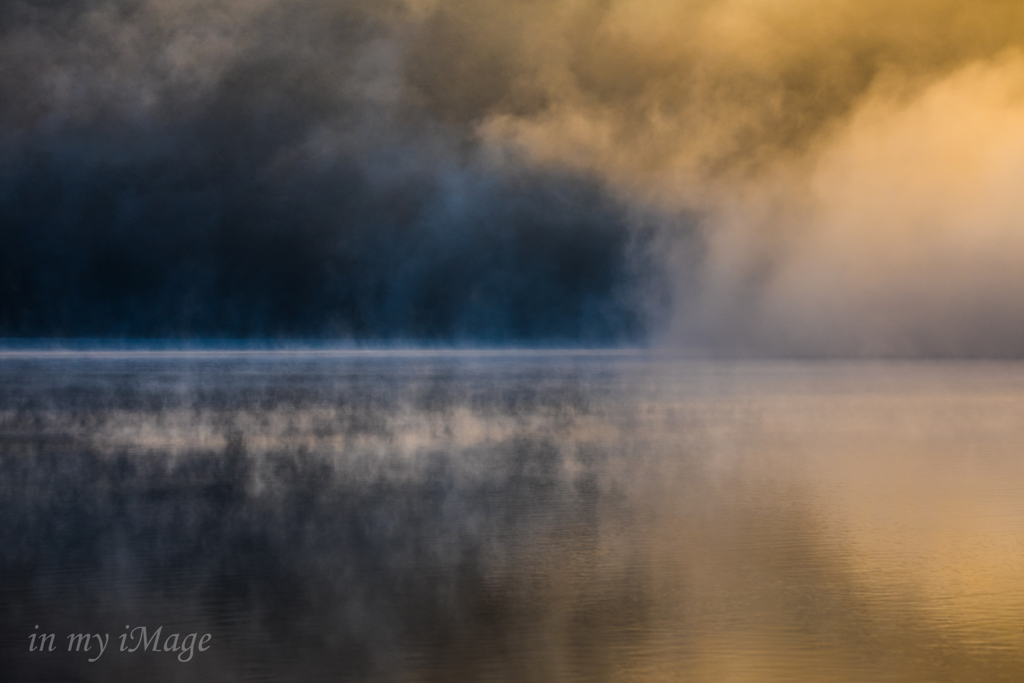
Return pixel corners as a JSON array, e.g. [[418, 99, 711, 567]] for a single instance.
[[1, 351, 1023, 681]]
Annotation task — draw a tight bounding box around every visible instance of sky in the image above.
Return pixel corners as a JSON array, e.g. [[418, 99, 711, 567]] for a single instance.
[[2, 0, 1024, 354]]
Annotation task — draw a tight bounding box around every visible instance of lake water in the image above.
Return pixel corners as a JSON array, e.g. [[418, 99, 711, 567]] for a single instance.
[[2, 350, 1023, 681]]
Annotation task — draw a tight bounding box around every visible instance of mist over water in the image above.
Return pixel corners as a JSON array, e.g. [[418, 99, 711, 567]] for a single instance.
[[4, 1, 1024, 353], [3, 350, 1024, 681], [5, 2, 1024, 679]]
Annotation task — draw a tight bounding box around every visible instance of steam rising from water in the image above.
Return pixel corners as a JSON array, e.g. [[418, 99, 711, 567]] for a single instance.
[[3, 352, 1024, 681], [3, 1, 1024, 353]]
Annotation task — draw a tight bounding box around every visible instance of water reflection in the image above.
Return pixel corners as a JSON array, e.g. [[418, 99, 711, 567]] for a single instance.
[[1, 352, 1023, 681]]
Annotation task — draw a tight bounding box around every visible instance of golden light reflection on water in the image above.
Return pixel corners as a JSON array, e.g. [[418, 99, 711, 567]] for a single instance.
[[663, 363, 1024, 682], [410, 359, 1024, 682], [3, 354, 1024, 681]]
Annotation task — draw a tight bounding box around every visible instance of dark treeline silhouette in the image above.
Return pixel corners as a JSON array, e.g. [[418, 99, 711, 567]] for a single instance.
[[0, 138, 653, 341]]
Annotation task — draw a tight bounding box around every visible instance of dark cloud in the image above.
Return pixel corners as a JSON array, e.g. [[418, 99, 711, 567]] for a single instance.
[[0, 0, 661, 342]]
